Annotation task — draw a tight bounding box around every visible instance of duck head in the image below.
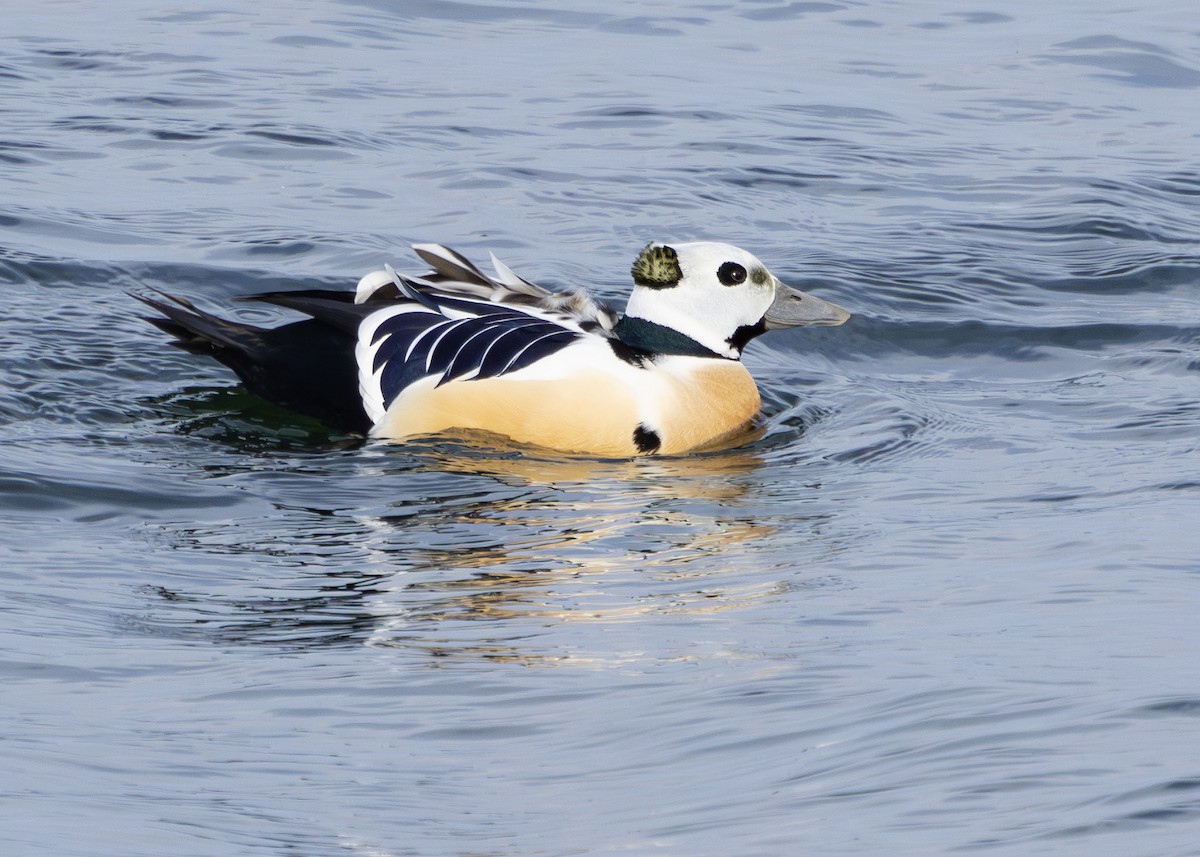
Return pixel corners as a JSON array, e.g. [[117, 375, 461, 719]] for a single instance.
[[615, 241, 851, 359]]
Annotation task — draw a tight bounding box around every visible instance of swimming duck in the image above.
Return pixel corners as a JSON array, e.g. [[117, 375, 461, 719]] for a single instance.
[[141, 241, 849, 456]]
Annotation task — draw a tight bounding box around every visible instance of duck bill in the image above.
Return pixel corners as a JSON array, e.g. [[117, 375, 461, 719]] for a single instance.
[[764, 280, 851, 329]]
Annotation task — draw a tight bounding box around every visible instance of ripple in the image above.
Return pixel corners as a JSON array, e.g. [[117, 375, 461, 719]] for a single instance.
[[1132, 698, 1200, 718], [31, 46, 130, 73], [1045, 777, 1200, 841], [1047, 35, 1200, 89], [738, 2, 846, 22]]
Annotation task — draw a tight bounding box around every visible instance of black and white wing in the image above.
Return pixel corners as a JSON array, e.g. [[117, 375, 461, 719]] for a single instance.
[[355, 295, 584, 422], [244, 244, 620, 428]]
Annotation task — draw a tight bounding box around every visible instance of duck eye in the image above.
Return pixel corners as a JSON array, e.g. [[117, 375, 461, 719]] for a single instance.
[[717, 262, 747, 286]]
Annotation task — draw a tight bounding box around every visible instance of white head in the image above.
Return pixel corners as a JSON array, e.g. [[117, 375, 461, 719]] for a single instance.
[[619, 241, 850, 359]]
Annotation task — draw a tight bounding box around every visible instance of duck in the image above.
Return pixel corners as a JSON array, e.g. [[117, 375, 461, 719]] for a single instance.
[[139, 241, 850, 457]]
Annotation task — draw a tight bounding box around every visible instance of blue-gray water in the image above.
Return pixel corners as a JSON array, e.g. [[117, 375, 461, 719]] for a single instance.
[[3, 2, 1200, 855]]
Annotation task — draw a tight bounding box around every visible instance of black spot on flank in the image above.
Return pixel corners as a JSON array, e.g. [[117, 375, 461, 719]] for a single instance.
[[726, 318, 767, 354], [633, 424, 661, 454]]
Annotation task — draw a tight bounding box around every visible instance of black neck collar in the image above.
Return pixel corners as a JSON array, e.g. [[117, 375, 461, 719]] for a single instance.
[[612, 316, 728, 359]]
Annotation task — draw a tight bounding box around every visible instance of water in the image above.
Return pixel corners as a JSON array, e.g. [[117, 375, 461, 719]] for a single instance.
[[3, 1, 1200, 855]]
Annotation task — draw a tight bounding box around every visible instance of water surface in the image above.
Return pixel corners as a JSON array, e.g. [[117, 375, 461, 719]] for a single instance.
[[3, 2, 1200, 855]]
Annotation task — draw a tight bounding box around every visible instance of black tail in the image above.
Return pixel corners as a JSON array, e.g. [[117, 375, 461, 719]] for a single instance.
[[136, 291, 372, 434]]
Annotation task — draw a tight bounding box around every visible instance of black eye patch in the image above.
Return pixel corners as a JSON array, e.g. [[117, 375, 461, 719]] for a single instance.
[[717, 261, 747, 286]]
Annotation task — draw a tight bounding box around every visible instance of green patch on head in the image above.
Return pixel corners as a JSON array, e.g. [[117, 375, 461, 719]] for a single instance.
[[631, 243, 683, 289]]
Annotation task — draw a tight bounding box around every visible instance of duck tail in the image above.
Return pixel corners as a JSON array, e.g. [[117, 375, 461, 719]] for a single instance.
[[134, 289, 265, 357], [134, 290, 371, 433]]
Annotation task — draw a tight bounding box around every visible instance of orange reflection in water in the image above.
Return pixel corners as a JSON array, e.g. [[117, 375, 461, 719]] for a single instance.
[[359, 442, 833, 663]]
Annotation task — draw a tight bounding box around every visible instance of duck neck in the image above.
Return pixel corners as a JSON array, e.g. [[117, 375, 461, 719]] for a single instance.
[[612, 316, 729, 359]]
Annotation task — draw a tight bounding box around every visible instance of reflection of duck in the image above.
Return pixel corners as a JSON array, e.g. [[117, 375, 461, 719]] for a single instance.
[[358, 446, 828, 659], [139, 442, 837, 663], [140, 242, 848, 456]]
